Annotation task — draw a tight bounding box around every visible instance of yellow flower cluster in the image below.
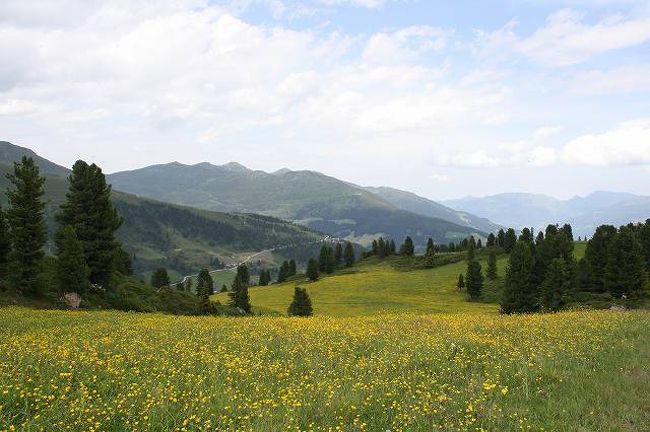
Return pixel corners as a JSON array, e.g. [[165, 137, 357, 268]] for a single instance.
[[0, 307, 647, 431]]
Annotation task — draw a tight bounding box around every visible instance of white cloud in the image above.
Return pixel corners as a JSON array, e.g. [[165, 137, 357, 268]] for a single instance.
[[362, 26, 449, 65], [561, 118, 650, 166], [569, 64, 650, 95], [479, 9, 650, 67]]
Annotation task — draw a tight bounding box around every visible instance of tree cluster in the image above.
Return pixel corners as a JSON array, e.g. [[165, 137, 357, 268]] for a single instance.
[[287, 287, 313, 317], [229, 264, 251, 313], [277, 259, 296, 283]]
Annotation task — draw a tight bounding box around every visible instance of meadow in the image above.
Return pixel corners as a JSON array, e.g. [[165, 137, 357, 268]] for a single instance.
[[1, 307, 648, 431]]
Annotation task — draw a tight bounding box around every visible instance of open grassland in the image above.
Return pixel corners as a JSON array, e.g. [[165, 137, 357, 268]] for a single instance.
[[1, 308, 648, 431], [215, 256, 508, 316]]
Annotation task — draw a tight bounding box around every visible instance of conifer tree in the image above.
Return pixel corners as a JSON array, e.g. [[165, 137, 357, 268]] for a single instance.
[[638, 219, 650, 274], [220, 284, 228, 293], [151, 268, 170, 288], [540, 258, 569, 311], [465, 238, 483, 300], [58, 160, 124, 287], [377, 237, 387, 258], [501, 241, 537, 314], [487, 248, 498, 280], [334, 243, 343, 266], [344, 242, 355, 267], [400, 236, 415, 256], [229, 275, 251, 313], [371, 240, 378, 256], [287, 287, 313, 317], [426, 238, 435, 256], [486, 233, 496, 248], [288, 260, 297, 276], [0, 206, 11, 284], [55, 225, 90, 295], [306, 258, 319, 281], [278, 261, 289, 283], [259, 269, 270, 286], [497, 229, 506, 248], [575, 258, 592, 292], [604, 225, 647, 299], [6, 157, 47, 296], [584, 225, 617, 292], [235, 264, 250, 286], [185, 277, 193, 293], [518, 228, 534, 246], [457, 273, 465, 290], [389, 239, 396, 254], [318, 245, 336, 273], [504, 228, 517, 253], [196, 269, 214, 297]]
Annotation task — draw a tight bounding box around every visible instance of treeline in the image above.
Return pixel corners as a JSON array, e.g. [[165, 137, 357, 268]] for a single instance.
[[501, 222, 649, 314]]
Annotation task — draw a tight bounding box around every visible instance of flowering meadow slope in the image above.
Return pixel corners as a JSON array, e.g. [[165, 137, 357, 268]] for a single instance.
[[1, 308, 648, 431]]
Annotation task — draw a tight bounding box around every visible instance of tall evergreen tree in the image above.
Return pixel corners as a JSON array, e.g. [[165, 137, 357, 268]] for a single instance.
[[377, 237, 387, 258], [400, 236, 415, 256], [196, 269, 214, 297], [426, 238, 435, 256], [575, 258, 592, 292], [465, 238, 483, 300], [229, 274, 251, 313], [58, 161, 124, 287], [501, 241, 537, 314], [344, 242, 356, 267], [486, 233, 496, 248], [487, 248, 498, 280], [604, 225, 647, 299], [389, 239, 396, 254], [259, 269, 270, 286], [235, 264, 250, 286], [318, 245, 336, 273], [287, 287, 313, 317], [584, 225, 617, 292], [457, 273, 465, 290], [504, 228, 517, 253], [540, 258, 570, 312], [0, 206, 11, 284], [6, 157, 47, 296], [288, 260, 297, 276], [151, 268, 170, 288], [306, 258, 319, 281], [371, 240, 378, 256], [334, 243, 343, 266], [55, 225, 90, 295], [497, 229, 506, 248], [277, 261, 289, 283], [638, 219, 650, 274]]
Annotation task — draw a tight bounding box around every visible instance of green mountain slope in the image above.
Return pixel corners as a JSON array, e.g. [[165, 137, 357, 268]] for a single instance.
[[108, 163, 485, 247], [365, 186, 502, 233], [0, 142, 322, 279]]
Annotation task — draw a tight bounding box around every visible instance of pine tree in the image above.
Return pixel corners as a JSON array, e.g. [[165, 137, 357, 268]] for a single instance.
[[334, 243, 343, 266], [575, 258, 592, 292], [229, 268, 251, 313], [343, 242, 356, 267], [638, 219, 650, 274], [113, 246, 134, 276], [278, 261, 289, 283], [288, 260, 297, 276], [220, 284, 228, 293], [464, 238, 483, 300], [426, 238, 435, 255], [400, 236, 415, 256], [457, 273, 465, 290], [259, 269, 270, 286], [185, 277, 193, 293], [497, 229, 506, 248], [235, 264, 250, 286], [604, 225, 647, 299], [486, 233, 496, 248], [55, 225, 90, 295], [540, 258, 570, 312], [389, 240, 396, 254], [150, 268, 170, 288], [0, 206, 11, 284], [196, 269, 214, 297], [306, 258, 319, 281], [318, 245, 335, 273], [584, 225, 617, 292], [287, 287, 313, 317], [501, 241, 537, 314], [487, 248, 498, 280], [6, 157, 47, 296], [377, 237, 387, 258], [504, 228, 517, 253], [371, 240, 378, 256], [57, 161, 124, 287]]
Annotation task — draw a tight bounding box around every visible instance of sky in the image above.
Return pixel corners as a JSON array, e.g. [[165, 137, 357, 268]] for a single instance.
[[1, 0, 650, 200]]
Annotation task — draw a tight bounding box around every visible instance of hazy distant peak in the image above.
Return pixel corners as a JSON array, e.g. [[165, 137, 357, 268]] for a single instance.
[[221, 161, 250, 172], [272, 168, 293, 176]]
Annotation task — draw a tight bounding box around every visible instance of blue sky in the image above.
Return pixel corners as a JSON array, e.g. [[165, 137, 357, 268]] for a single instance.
[[1, 0, 650, 200]]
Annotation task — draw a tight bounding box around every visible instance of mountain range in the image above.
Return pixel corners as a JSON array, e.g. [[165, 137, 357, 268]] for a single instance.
[[107, 162, 491, 247], [443, 192, 650, 237], [0, 142, 321, 279]]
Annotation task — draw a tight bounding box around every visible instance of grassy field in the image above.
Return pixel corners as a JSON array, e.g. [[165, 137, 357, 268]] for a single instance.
[[214, 254, 509, 316], [1, 307, 648, 431]]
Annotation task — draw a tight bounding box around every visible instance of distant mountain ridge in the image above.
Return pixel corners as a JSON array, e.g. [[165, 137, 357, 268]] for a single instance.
[[107, 162, 491, 247], [443, 192, 650, 237], [0, 142, 322, 278]]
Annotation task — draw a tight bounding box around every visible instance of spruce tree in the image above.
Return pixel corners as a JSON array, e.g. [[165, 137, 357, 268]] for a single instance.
[[426, 238, 435, 256], [504, 228, 517, 253], [487, 248, 498, 280], [377, 237, 387, 258], [486, 233, 496, 248], [575, 258, 592, 292], [584, 225, 617, 292], [389, 239, 396, 254], [287, 287, 313, 317], [306, 258, 319, 281], [638, 219, 650, 274], [400, 236, 415, 256], [344, 242, 355, 267], [259, 269, 270, 286], [57, 161, 124, 287], [196, 269, 214, 297], [55, 225, 90, 295], [334, 243, 343, 266], [185, 277, 193, 293], [501, 241, 537, 314], [604, 225, 647, 299], [457, 273, 465, 290], [151, 268, 170, 288], [0, 206, 11, 285], [540, 258, 569, 312], [220, 284, 228, 293], [465, 238, 483, 300], [6, 157, 47, 296], [229, 272, 251, 313], [288, 260, 297, 276], [278, 261, 289, 283]]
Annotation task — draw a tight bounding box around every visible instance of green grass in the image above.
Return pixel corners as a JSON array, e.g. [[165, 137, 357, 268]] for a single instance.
[[214, 254, 508, 316], [1, 307, 648, 431]]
